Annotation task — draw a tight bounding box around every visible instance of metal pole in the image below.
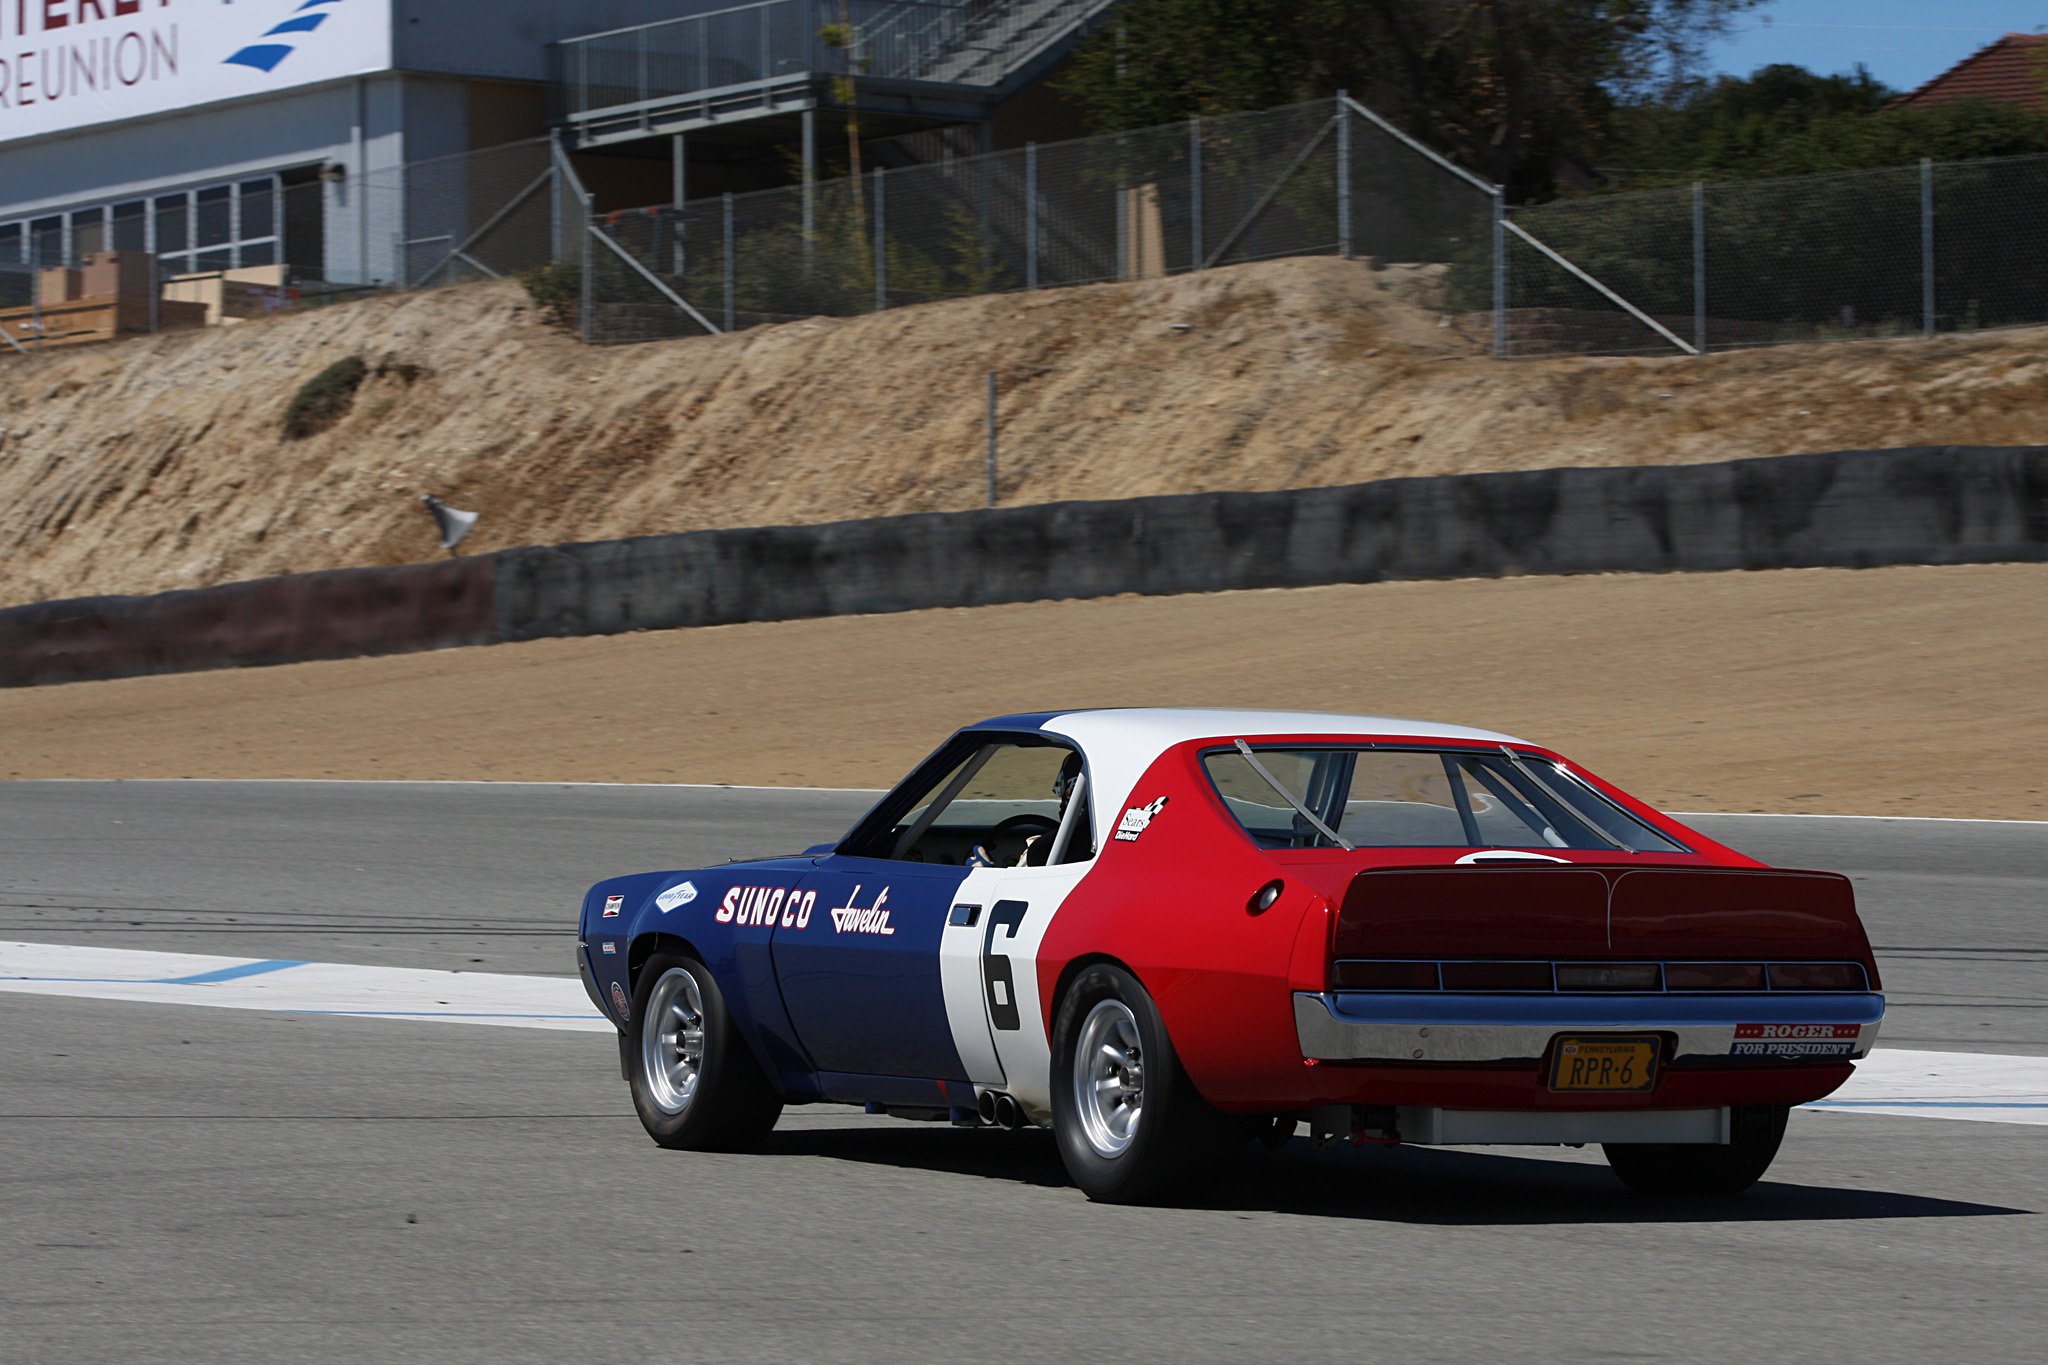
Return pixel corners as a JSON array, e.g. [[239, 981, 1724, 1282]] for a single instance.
[[579, 190, 593, 343], [873, 166, 886, 312], [30, 233, 41, 351], [355, 78, 370, 285], [1491, 190, 1506, 358], [1189, 115, 1202, 268], [1692, 180, 1705, 355], [801, 108, 816, 273], [1335, 91, 1351, 259], [722, 191, 735, 333], [1921, 157, 1935, 338], [671, 134, 688, 276], [1025, 142, 1038, 290], [985, 371, 997, 508]]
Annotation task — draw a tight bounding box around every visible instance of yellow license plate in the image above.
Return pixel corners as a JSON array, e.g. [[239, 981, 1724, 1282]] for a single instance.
[[1548, 1035, 1660, 1093]]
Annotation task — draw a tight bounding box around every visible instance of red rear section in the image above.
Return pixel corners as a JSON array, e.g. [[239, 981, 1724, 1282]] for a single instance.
[[1336, 865, 1880, 982]]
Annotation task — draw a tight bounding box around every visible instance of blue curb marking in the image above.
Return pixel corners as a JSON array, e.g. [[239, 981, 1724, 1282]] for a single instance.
[[1809, 1100, 2048, 1109], [154, 960, 308, 985]]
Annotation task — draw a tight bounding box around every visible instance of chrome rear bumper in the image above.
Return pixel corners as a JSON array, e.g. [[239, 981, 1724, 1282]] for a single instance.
[[1294, 990, 1885, 1064]]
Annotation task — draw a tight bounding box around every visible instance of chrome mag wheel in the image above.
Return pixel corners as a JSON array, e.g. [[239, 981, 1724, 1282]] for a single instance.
[[1074, 998, 1145, 1158], [640, 967, 707, 1115]]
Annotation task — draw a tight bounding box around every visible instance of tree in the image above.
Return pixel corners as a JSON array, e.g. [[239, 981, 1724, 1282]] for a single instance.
[[1060, 1, 1758, 201], [1601, 64, 2048, 182]]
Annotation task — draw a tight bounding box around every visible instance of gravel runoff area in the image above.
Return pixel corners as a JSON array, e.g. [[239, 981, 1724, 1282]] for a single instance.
[[2, 562, 2043, 819]]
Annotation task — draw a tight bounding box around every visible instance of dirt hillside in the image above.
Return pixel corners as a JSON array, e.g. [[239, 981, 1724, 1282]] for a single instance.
[[5, 257, 2048, 608], [2, 563, 2041, 821]]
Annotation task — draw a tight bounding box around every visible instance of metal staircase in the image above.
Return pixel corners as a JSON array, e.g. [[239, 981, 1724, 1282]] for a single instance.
[[555, 0, 1119, 148]]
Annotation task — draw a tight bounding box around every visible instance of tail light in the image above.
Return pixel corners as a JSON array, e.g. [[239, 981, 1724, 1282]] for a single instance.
[[1768, 962, 1869, 991], [1332, 960, 1440, 991], [1555, 963, 1662, 991], [1439, 961, 1554, 991], [1666, 963, 1767, 991]]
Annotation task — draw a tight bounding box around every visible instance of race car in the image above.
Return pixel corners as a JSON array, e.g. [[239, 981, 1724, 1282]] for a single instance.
[[576, 709, 1884, 1202]]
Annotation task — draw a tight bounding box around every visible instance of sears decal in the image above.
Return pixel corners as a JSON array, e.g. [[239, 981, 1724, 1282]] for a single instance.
[[1113, 796, 1169, 842], [601, 895, 625, 918], [1732, 1023, 1860, 1059], [716, 885, 817, 929], [829, 885, 894, 936], [601, 941, 617, 955], [655, 881, 699, 913]]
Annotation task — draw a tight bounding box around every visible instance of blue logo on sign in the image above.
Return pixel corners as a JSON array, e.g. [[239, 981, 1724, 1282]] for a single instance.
[[226, 0, 348, 74]]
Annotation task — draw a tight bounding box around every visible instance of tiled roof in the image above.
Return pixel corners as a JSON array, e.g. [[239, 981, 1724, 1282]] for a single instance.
[[1891, 33, 2048, 111]]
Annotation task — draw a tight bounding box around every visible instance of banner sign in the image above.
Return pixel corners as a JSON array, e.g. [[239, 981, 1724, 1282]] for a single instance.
[[0, 0, 393, 145]]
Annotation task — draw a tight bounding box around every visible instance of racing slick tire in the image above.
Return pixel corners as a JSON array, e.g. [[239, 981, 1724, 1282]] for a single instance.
[[1602, 1104, 1790, 1196], [627, 952, 783, 1151], [1050, 962, 1240, 1204]]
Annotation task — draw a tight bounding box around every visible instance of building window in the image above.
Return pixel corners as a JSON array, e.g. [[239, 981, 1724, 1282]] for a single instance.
[[4, 174, 286, 277]]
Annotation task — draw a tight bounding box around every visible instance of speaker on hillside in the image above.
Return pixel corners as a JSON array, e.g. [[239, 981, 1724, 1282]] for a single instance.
[[420, 494, 479, 555]]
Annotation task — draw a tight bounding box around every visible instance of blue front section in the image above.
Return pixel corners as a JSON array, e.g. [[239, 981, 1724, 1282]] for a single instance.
[[581, 859, 824, 1101], [771, 855, 974, 1080]]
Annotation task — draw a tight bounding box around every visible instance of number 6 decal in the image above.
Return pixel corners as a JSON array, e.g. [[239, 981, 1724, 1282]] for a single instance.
[[982, 899, 1028, 1032]]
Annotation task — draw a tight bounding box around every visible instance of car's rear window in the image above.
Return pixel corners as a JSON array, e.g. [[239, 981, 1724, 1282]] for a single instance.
[[1201, 745, 1689, 853]]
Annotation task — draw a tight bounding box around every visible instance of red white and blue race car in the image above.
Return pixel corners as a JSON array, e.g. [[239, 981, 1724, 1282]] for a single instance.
[[578, 709, 1884, 1202]]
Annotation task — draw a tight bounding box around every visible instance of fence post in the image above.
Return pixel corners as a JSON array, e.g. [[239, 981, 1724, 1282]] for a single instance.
[[1921, 157, 1935, 339], [1692, 180, 1705, 355], [1491, 189, 1506, 358], [985, 371, 997, 508], [801, 108, 816, 273], [1026, 142, 1038, 290], [1189, 115, 1203, 269], [722, 191, 735, 333], [1335, 91, 1351, 259], [874, 166, 887, 312]]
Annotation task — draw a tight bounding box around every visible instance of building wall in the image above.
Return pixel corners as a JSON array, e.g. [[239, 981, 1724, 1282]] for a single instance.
[[0, 73, 440, 287]]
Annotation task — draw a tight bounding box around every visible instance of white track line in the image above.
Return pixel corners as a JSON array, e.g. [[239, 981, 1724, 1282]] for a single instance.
[[0, 941, 609, 1033], [1814, 1048, 2048, 1126], [4, 943, 2044, 1123]]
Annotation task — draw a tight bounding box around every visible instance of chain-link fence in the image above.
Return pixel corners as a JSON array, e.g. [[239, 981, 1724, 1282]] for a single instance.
[[1499, 154, 2048, 355], [17, 90, 2048, 361], [578, 96, 1495, 344]]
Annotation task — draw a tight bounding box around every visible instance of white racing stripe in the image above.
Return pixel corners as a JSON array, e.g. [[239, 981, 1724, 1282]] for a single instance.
[[1809, 1048, 2048, 1126], [0, 941, 610, 1033]]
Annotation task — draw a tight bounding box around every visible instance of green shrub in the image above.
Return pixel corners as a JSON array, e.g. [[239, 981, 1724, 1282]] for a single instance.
[[283, 355, 368, 439], [517, 261, 581, 326]]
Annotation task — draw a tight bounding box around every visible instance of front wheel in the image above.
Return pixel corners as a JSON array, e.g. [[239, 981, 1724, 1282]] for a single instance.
[[1603, 1105, 1789, 1196], [627, 953, 783, 1150], [1050, 963, 1240, 1203]]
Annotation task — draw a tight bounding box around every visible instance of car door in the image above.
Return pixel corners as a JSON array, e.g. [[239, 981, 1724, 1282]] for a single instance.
[[771, 854, 972, 1080], [771, 732, 1082, 1084]]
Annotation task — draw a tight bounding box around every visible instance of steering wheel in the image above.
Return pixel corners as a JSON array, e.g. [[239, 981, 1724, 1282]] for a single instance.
[[989, 813, 1061, 865]]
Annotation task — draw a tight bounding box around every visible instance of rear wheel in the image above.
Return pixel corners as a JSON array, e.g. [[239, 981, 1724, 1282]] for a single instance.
[[1603, 1105, 1789, 1196], [1050, 963, 1240, 1203], [627, 953, 782, 1150]]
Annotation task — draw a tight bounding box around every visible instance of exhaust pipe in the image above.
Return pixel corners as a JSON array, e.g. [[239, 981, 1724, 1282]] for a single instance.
[[976, 1090, 999, 1125], [992, 1093, 1024, 1130]]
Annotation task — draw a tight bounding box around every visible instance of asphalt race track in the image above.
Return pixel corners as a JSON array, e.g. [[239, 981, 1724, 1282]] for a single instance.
[[3, 782, 2045, 1362]]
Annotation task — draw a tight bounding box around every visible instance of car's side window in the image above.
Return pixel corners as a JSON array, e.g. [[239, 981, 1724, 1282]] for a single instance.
[[844, 737, 1093, 866]]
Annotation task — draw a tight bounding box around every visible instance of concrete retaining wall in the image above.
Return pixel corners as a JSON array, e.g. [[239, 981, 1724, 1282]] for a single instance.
[[5, 445, 2043, 687], [0, 558, 494, 688]]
